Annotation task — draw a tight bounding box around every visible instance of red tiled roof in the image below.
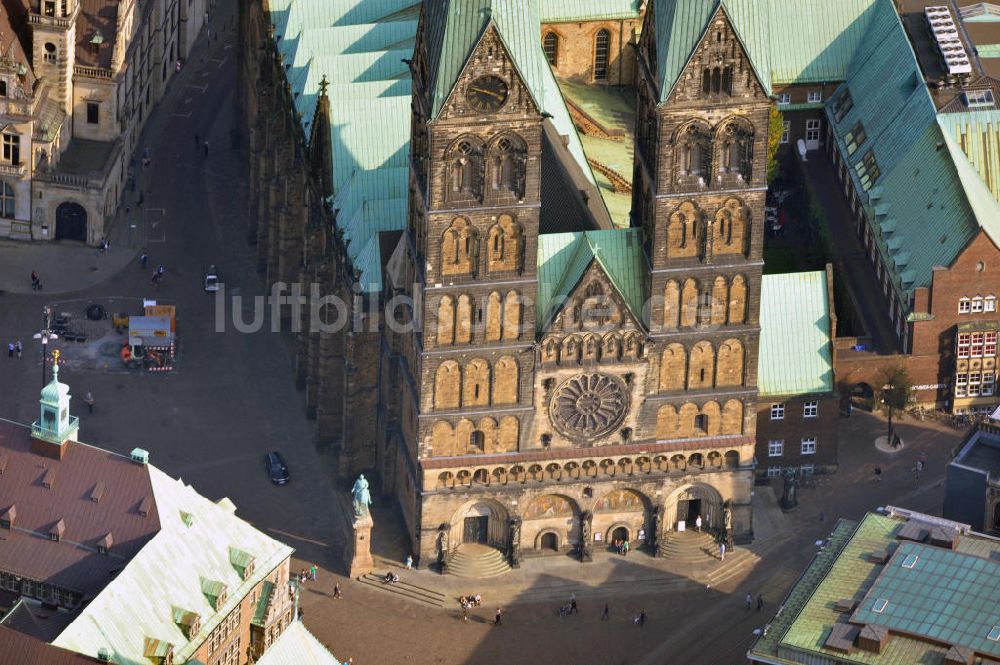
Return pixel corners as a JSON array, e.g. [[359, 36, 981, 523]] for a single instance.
[[0, 420, 160, 596], [420, 436, 754, 469], [0, 625, 103, 664], [75, 0, 118, 69], [0, 0, 38, 89]]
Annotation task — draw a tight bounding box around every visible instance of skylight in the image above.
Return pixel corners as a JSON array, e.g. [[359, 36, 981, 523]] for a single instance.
[[873, 598, 889, 613], [989, 625, 1000, 641], [902, 553, 919, 569], [964, 89, 995, 108]]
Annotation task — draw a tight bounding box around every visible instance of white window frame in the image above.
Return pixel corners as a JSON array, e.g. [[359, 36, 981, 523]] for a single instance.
[[973, 296, 984, 313], [972, 332, 984, 358], [958, 333, 971, 358], [959, 297, 971, 314], [768, 440, 784, 457], [984, 372, 996, 397], [956, 373, 967, 398], [767, 466, 782, 478], [805, 119, 821, 143], [807, 91, 822, 103], [969, 372, 982, 397], [780, 121, 790, 144], [800, 464, 815, 475], [777, 92, 791, 105], [801, 437, 817, 455], [803, 400, 818, 418], [770, 403, 785, 420], [986, 331, 997, 357], [986, 296, 997, 312]]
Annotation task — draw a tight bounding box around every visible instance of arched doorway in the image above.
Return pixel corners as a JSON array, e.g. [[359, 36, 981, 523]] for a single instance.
[[610, 525, 629, 542], [592, 488, 650, 550], [522, 494, 579, 553], [449, 499, 509, 551], [55, 202, 87, 242], [539, 532, 558, 551], [664, 483, 724, 533]]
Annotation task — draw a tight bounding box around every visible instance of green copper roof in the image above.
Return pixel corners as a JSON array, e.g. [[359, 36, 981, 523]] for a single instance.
[[851, 542, 1000, 658], [758, 271, 833, 397], [256, 621, 341, 665], [251, 581, 275, 627], [536, 229, 647, 330], [654, 0, 881, 102], [961, 3, 1000, 22], [751, 512, 1000, 665], [937, 111, 1000, 207], [540, 0, 641, 23]]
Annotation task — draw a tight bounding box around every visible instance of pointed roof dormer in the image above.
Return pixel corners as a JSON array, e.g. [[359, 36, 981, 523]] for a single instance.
[[31, 351, 79, 460]]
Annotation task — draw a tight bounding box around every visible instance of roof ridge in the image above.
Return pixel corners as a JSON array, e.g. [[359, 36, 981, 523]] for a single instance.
[[937, 119, 1000, 245]]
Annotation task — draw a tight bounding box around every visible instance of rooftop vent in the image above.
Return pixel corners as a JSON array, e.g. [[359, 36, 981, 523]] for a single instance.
[[857, 624, 890, 654], [180, 511, 194, 528], [97, 532, 113, 554], [834, 598, 858, 613], [97, 648, 112, 662], [90, 482, 106, 503], [868, 548, 891, 564], [896, 521, 930, 542], [41, 467, 56, 489], [944, 644, 974, 665], [824, 623, 859, 653], [130, 448, 149, 465]]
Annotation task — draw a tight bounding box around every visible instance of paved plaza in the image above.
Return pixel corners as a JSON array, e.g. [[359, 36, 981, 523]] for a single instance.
[[0, 2, 970, 663]]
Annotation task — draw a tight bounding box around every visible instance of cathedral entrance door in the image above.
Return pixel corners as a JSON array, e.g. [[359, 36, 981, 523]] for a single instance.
[[685, 499, 702, 523], [463, 516, 488, 544]]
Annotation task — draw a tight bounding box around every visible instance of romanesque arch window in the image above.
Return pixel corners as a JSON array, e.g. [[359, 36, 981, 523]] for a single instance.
[[681, 278, 699, 327], [463, 359, 491, 407], [716, 339, 744, 387], [431, 421, 456, 456], [478, 417, 498, 453], [701, 401, 722, 437], [469, 431, 486, 452], [562, 335, 581, 362], [448, 138, 483, 200], [502, 290, 522, 333], [543, 31, 558, 65], [717, 121, 753, 180], [434, 361, 461, 410], [715, 198, 749, 256], [542, 336, 559, 364], [441, 217, 477, 276], [659, 344, 686, 391], [711, 276, 728, 326], [678, 403, 700, 438], [729, 275, 747, 323], [602, 333, 621, 361], [493, 356, 518, 405], [487, 214, 522, 272], [498, 416, 519, 451], [722, 399, 743, 435], [456, 294, 473, 343], [437, 295, 455, 345], [594, 29, 610, 81], [676, 123, 711, 178], [663, 280, 680, 329], [582, 333, 600, 361], [486, 291, 502, 342], [489, 135, 526, 198], [687, 341, 714, 390], [667, 201, 702, 259], [622, 332, 642, 359]]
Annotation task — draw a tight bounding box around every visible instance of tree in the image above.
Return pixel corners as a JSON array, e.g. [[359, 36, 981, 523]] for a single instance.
[[767, 105, 784, 184], [877, 364, 912, 446]]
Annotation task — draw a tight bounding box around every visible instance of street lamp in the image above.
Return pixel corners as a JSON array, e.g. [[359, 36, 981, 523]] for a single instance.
[[33, 307, 58, 387]]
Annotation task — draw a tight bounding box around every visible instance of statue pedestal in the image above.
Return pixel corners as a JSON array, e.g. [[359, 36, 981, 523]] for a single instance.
[[345, 512, 374, 578]]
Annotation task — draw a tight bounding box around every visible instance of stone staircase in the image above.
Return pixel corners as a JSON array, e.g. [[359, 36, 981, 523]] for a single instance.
[[446, 544, 512, 579], [358, 573, 448, 608], [657, 530, 720, 562]]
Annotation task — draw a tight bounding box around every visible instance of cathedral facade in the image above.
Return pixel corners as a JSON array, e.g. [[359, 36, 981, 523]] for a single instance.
[[239, 0, 769, 569]]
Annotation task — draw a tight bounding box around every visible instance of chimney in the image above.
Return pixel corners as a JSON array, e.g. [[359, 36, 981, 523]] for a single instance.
[[31, 434, 69, 461]]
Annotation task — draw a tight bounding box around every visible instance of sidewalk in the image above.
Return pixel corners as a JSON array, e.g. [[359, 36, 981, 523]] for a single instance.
[[0, 239, 134, 295]]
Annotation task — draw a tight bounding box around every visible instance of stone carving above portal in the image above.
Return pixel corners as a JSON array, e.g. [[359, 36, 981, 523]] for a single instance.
[[549, 373, 629, 441]]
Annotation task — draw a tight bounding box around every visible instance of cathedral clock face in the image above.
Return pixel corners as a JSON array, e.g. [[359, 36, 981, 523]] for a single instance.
[[465, 75, 509, 113], [549, 373, 629, 440]]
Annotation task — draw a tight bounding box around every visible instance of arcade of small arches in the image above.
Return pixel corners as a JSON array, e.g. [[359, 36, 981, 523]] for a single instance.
[[666, 198, 751, 260], [445, 133, 527, 203], [436, 290, 522, 345], [658, 339, 746, 391], [433, 451, 743, 489], [663, 273, 748, 329], [433, 356, 520, 409], [441, 484, 730, 555], [655, 399, 745, 439], [440, 214, 524, 277], [554, 280, 628, 330], [539, 330, 644, 366], [672, 117, 755, 188]]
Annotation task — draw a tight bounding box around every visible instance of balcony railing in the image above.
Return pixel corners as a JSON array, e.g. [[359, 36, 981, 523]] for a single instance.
[[75, 65, 115, 80]]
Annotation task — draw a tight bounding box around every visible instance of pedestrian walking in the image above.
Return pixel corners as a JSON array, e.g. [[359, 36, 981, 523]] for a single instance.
[[494, 607, 502, 626], [15, 341, 22, 358], [405, 554, 413, 569], [874, 466, 882, 482], [333, 583, 342, 599], [757, 594, 764, 611], [623, 539, 630, 556], [695, 515, 703, 532], [30, 270, 39, 290], [719, 542, 726, 561], [310, 565, 317, 581], [175, 60, 181, 72], [601, 603, 610, 621], [84, 392, 95, 414], [462, 607, 468, 622], [195, 133, 200, 148], [203, 140, 209, 157], [638, 610, 647, 627], [7, 342, 13, 358], [140, 252, 148, 268], [570, 594, 578, 614], [745, 593, 753, 610]]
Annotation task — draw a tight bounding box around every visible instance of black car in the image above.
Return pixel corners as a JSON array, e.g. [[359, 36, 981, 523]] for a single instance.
[[265, 451, 289, 485]]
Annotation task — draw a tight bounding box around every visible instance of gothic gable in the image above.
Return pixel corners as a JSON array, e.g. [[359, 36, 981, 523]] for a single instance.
[[544, 260, 644, 335], [435, 23, 541, 122], [663, 5, 767, 106]]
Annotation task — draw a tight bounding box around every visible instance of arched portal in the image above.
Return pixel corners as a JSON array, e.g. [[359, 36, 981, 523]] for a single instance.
[[592, 488, 651, 551], [449, 499, 509, 551], [522, 494, 580, 554], [55, 202, 87, 242], [663, 483, 724, 533], [538, 531, 559, 551]]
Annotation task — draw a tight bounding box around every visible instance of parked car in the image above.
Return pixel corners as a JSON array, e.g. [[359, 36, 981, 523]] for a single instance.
[[265, 451, 289, 485], [204, 265, 220, 292]]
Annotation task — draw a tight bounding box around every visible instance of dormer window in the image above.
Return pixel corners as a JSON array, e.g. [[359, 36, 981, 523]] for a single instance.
[[833, 88, 854, 122], [845, 122, 867, 155]]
